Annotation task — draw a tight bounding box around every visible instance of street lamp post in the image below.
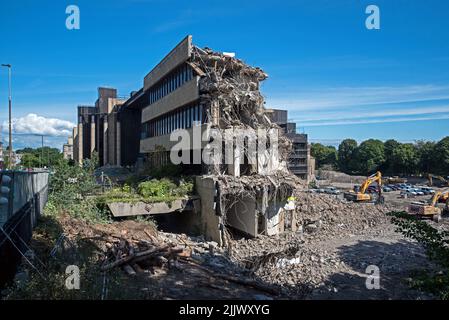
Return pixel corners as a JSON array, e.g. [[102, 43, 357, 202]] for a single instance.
[[1, 64, 12, 170]]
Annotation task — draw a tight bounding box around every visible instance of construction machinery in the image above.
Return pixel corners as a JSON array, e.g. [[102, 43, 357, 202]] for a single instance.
[[427, 174, 449, 187], [344, 171, 384, 203], [383, 176, 407, 184], [408, 190, 449, 223]]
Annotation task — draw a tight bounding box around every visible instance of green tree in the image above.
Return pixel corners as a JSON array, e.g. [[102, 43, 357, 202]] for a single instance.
[[433, 136, 449, 175], [390, 143, 418, 175], [416, 140, 436, 174], [16, 147, 63, 168], [383, 139, 401, 173], [20, 152, 40, 168], [354, 139, 385, 174], [337, 139, 358, 173], [311, 143, 337, 168]]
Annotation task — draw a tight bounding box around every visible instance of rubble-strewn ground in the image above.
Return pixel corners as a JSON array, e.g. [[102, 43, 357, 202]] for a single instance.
[[4, 188, 445, 300]]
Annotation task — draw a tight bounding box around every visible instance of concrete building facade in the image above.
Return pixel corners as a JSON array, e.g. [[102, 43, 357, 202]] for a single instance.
[[265, 109, 315, 181], [63, 136, 73, 161], [72, 88, 126, 166]]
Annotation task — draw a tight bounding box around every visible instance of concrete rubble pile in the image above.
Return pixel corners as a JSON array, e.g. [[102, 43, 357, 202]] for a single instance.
[[226, 193, 393, 294], [59, 216, 281, 297], [292, 192, 393, 237]]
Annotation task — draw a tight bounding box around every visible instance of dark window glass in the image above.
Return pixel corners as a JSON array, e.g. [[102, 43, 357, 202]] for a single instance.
[[188, 107, 192, 128]]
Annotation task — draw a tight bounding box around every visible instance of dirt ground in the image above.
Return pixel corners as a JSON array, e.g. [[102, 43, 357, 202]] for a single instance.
[[4, 188, 446, 300], [303, 223, 436, 299]]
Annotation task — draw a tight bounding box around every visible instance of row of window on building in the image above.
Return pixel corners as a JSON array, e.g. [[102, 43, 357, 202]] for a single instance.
[[148, 64, 194, 106], [141, 102, 205, 139]]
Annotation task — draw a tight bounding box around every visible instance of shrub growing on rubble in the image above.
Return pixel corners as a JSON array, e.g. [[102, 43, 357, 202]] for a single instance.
[[98, 178, 194, 205], [44, 159, 109, 223], [137, 179, 177, 197], [388, 211, 449, 299], [137, 178, 193, 198]]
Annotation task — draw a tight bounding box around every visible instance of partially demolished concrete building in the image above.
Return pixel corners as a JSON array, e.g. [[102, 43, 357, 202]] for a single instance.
[[72, 35, 314, 244]]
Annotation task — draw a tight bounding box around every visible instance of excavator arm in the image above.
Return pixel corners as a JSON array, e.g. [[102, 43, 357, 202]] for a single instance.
[[360, 171, 382, 194], [428, 174, 449, 187], [430, 192, 442, 207], [430, 190, 449, 206], [345, 171, 383, 203]]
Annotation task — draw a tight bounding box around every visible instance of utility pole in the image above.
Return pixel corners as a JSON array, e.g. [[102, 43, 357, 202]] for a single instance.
[[1, 64, 12, 170]]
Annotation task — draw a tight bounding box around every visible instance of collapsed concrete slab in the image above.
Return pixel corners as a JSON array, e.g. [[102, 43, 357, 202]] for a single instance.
[[107, 197, 200, 217]]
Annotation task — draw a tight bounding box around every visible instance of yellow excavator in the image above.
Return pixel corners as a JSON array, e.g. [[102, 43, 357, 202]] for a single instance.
[[428, 174, 449, 187], [344, 171, 384, 203], [408, 189, 449, 223]]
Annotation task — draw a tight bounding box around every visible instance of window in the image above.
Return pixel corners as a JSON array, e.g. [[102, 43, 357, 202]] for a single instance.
[[147, 64, 195, 106], [142, 101, 202, 138]]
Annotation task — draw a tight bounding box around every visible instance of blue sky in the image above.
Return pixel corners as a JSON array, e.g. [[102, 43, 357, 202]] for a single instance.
[[0, 0, 449, 149]]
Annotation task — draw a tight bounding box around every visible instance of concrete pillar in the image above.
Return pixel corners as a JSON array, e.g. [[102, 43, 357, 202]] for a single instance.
[[103, 117, 108, 165], [72, 127, 78, 164], [116, 121, 121, 166], [195, 176, 223, 245], [227, 145, 241, 177], [108, 115, 116, 166], [77, 123, 83, 165], [96, 117, 101, 164], [90, 121, 96, 156]]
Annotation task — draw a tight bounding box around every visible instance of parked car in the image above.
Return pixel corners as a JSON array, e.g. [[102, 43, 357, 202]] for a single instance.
[[419, 187, 435, 195], [324, 187, 341, 195], [400, 190, 417, 197], [411, 188, 424, 196]]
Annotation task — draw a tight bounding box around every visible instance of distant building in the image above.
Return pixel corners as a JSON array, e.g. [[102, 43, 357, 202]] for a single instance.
[[73, 89, 126, 166], [63, 136, 73, 161], [265, 109, 315, 182], [12, 152, 22, 165]]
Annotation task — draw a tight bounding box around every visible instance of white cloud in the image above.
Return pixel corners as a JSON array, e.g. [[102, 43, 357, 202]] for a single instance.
[[2, 114, 75, 137]]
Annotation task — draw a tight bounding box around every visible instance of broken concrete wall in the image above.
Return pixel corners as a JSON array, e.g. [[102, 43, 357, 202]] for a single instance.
[[225, 195, 257, 237]]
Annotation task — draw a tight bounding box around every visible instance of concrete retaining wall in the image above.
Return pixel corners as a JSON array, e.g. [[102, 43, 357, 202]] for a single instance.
[[0, 171, 49, 289]]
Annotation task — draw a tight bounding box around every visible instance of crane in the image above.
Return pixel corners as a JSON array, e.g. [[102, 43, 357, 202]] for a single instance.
[[344, 171, 384, 203], [408, 189, 449, 223]]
